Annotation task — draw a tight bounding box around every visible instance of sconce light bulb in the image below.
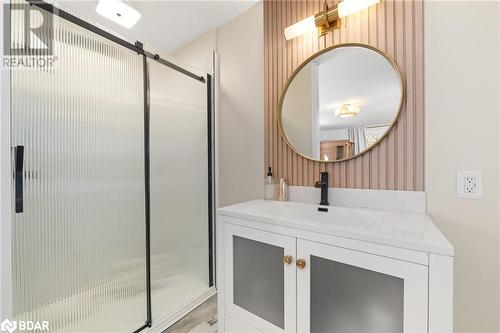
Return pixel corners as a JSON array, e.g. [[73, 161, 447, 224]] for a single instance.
[[338, 0, 380, 18], [284, 15, 316, 40]]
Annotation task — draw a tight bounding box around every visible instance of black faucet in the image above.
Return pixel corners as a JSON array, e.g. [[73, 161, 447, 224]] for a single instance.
[[314, 172, 329, 206]]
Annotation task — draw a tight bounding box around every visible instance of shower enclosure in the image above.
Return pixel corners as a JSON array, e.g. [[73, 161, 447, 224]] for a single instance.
[[7, 1, 215, 332]]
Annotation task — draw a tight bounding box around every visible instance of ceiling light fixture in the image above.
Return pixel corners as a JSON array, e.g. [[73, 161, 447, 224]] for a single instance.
[[96, 0, 141, 29], [335, 104, 360, 118], [283, 0, 380, 41]]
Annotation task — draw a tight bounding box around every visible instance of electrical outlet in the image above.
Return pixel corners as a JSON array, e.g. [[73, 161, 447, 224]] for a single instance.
[[456, 171, 483, 199]]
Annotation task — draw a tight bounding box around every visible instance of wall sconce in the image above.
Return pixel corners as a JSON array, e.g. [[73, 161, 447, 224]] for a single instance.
[[283, 0, 380, 41]]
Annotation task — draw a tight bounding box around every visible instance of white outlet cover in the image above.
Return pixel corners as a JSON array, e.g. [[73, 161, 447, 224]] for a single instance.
[[456, 171, 483, 199]]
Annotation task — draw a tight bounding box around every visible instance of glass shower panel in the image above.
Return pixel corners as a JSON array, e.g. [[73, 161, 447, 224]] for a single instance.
[[148, 60, 210, 321], [11, 5, 147, 332]]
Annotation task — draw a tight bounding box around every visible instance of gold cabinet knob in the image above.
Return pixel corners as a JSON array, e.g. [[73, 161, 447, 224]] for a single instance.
[[283, 255, 293, 265], [296, 259, 306, 269]]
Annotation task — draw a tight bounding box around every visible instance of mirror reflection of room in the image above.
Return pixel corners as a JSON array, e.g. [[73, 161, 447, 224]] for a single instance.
[[281, 45, 402, 161]]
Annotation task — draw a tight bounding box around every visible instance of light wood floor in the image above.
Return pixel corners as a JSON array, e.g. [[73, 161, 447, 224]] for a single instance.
[[164, 295, 217, 333]]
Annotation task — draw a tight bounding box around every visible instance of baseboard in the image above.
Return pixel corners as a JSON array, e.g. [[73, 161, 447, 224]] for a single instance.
[[146, 287, 217, 333]]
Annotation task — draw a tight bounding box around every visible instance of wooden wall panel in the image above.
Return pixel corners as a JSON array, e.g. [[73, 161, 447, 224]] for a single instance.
[[264, 0, 424, 190]]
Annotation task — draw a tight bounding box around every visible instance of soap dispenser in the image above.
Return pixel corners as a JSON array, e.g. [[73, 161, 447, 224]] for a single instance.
[[264, 166, 276, 200]]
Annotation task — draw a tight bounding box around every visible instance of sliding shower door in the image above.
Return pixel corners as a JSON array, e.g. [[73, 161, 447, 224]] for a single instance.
[[11, 5, 147, 332], [148, 60, 211, 321]]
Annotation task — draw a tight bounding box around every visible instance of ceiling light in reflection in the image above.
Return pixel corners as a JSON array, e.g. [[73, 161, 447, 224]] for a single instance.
[[335, 104, 360, 118]]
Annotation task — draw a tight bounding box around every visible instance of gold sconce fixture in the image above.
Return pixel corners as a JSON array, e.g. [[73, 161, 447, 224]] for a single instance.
[[283, 0, 380, 41]]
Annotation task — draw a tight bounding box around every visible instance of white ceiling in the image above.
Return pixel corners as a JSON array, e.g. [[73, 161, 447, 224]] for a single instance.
[[316, 47, 401, 130], [62, 0, 258, 54]]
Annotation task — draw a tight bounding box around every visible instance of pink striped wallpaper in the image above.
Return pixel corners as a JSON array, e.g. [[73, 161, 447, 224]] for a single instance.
[[264, 0, 424, 190]]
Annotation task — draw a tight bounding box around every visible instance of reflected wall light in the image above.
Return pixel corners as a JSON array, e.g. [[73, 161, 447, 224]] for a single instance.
[[283, 0, 380, 40]]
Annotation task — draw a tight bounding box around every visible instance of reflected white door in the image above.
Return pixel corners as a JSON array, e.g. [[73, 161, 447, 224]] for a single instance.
[[224, 224, 296, 333], [297, 239, 428, 333]]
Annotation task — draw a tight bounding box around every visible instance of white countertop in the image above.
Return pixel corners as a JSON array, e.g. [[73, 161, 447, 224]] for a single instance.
[[218, 200, 454, 256]]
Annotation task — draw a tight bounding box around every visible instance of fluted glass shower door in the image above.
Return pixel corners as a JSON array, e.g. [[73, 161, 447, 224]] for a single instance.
[[148, 60, 211, 322], [10, 4, 148, 332]]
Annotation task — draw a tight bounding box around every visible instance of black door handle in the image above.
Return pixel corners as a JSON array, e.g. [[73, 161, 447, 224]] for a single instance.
[[14, 145, 24, 213]]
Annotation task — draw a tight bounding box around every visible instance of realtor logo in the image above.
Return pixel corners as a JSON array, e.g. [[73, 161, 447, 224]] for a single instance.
[[0, 319, 17, 333], [0, 319, 49, 332], [3, 3, 53, 56]]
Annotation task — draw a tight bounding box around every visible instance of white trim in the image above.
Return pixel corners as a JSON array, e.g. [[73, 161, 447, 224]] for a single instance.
[[213, 51, 220, 212], [145, 287, 217, 333], [212, 50, 220, 293], [216, 216, 226, 333], [428, 254, 453, 332], [0, 0, 13, 321], [210, 50, 218, 291], [288, 186, 426, 213], [225, 313, 262, 333]]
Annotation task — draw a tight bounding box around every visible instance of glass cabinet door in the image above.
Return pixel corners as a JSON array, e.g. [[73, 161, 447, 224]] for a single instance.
[[296, 239, 428, 333], [224, 223, 296, 333]]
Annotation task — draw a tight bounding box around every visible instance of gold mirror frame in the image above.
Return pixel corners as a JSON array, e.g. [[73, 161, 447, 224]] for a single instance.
[[277, 43, 405, 163]]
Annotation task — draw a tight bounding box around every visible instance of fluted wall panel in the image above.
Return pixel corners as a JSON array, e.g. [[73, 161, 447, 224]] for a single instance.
[[264, 0, 424, 190]]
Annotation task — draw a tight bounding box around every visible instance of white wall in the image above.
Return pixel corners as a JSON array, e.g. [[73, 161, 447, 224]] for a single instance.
[[174, 2, 264, 207], [425, 2, 500, 332], [320, 128, 349, 141], [173, 29, 216, 75], [216, 2, 264, 206]]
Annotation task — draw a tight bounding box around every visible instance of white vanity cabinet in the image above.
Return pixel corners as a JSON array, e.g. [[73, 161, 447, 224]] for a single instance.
[[223, 224, 296, 333], [217, 200, 454, 333]]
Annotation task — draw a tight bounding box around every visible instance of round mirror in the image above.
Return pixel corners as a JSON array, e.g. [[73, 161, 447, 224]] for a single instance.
[[278, 43, 403, 162]]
